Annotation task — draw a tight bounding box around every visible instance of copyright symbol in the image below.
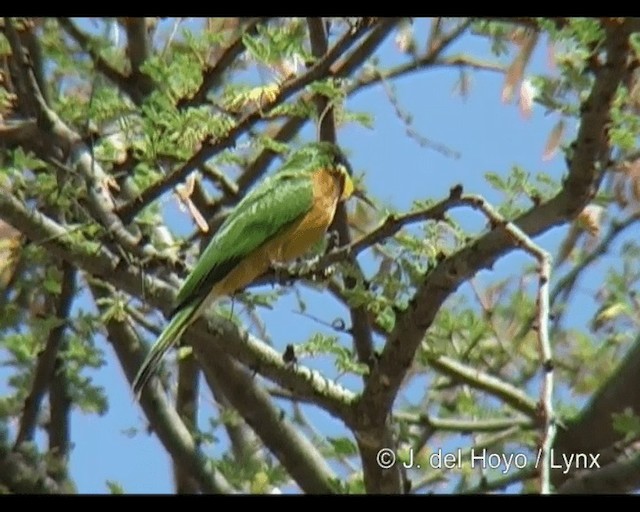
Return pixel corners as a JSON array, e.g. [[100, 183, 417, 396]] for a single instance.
[[376, 448, 396, 469]]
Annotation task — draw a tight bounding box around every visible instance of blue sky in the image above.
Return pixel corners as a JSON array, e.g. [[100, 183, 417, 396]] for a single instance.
[[0, 19, 614, 493]]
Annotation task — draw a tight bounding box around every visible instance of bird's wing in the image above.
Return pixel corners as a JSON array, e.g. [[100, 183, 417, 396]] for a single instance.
[[173, 171, 315, 313]]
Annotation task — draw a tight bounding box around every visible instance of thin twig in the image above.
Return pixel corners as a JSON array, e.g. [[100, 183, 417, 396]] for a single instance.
[[395, 412, 534, 433], [427, 355, 539, 418], [177, 18, 266, 110]]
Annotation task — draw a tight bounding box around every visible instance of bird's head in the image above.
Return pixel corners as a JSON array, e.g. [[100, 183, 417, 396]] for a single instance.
[[282, 142, 367, 202]]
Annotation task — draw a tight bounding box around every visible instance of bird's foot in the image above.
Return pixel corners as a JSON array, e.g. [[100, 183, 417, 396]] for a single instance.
[[325, 230, 341, 252], [271, 260, 296, 286], [294, 255, 336, 282], [296, 254, 320, 275]]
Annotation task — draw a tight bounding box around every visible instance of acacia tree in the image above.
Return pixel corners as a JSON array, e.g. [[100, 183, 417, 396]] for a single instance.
[[1, 17, 640, 494]]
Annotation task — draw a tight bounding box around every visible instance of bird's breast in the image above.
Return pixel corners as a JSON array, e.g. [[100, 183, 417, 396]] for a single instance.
[[210, 169, 342, 297]]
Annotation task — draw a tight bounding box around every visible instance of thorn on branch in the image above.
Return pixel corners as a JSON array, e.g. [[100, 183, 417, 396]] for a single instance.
[[449, 184, 463, 199], [283, 344, 297, 365]]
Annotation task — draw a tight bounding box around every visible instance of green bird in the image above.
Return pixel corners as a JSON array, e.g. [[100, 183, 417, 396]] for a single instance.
[[132, 142, 354, 397]]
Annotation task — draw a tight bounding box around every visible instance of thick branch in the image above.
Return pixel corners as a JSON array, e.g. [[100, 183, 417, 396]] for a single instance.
[[174, 352, 201, 494], [558, 449, 640, 494], [91, 282, 231, 494], [194, 339, 337, 494], [123, 18, 154, 98]]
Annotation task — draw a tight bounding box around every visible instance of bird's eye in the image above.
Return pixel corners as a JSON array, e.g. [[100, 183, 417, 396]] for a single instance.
[[333, 152, 352, 177]]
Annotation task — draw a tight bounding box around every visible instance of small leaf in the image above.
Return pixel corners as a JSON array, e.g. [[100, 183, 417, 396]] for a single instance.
[[556, 223, 582, 266], [106, 480, 125, 494], [612, 408, 640, 439], [327, 436, 358, 456], [592, 302, 629, 331], [519, 78, 537, 119], [502, 31, 539, 104], [542, 119, 565, 161], [576, 204, 603, 238]]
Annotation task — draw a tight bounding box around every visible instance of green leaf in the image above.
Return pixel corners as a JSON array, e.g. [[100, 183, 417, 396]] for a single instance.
[[106, 480, 125, 494], [612, 408, 640, 440], [327, 436, 358, 456]]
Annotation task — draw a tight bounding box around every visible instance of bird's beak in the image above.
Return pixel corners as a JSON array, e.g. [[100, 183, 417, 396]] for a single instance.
[[351, 188, 376, 209]]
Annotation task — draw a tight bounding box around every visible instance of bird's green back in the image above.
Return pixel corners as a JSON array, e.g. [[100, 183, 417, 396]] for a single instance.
[[172, 143, 344, 313]]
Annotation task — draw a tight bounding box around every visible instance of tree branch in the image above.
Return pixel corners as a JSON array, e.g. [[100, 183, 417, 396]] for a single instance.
[[207, 377, 264, 468], [174, 352, 201, 494], [116, 20, 375, 224], [193, 339, 337, 494], [427, 355, 539, 417], [14, 264, 76, 448], [177, 18, 266, 110], [355, 16, 634, 450], [123, 17, 154, 98], [90, 282, 232, 494], [57, 17, 145, 105], [0, 190, 357, 422], [395, 412, 534, 433], [558, 448, 640, 494]]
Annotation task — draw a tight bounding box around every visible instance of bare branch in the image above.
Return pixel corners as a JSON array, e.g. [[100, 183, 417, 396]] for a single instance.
[[427, 355, 539, 418], [395, 412, 534, 433], [194, 341, 338, 494]]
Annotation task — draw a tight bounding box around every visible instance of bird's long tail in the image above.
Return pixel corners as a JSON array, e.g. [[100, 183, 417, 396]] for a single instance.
[[132, 300, 200, 399]]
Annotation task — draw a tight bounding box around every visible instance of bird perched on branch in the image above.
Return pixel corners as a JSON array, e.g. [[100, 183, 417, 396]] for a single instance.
[[132, 142, 355, 397]]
